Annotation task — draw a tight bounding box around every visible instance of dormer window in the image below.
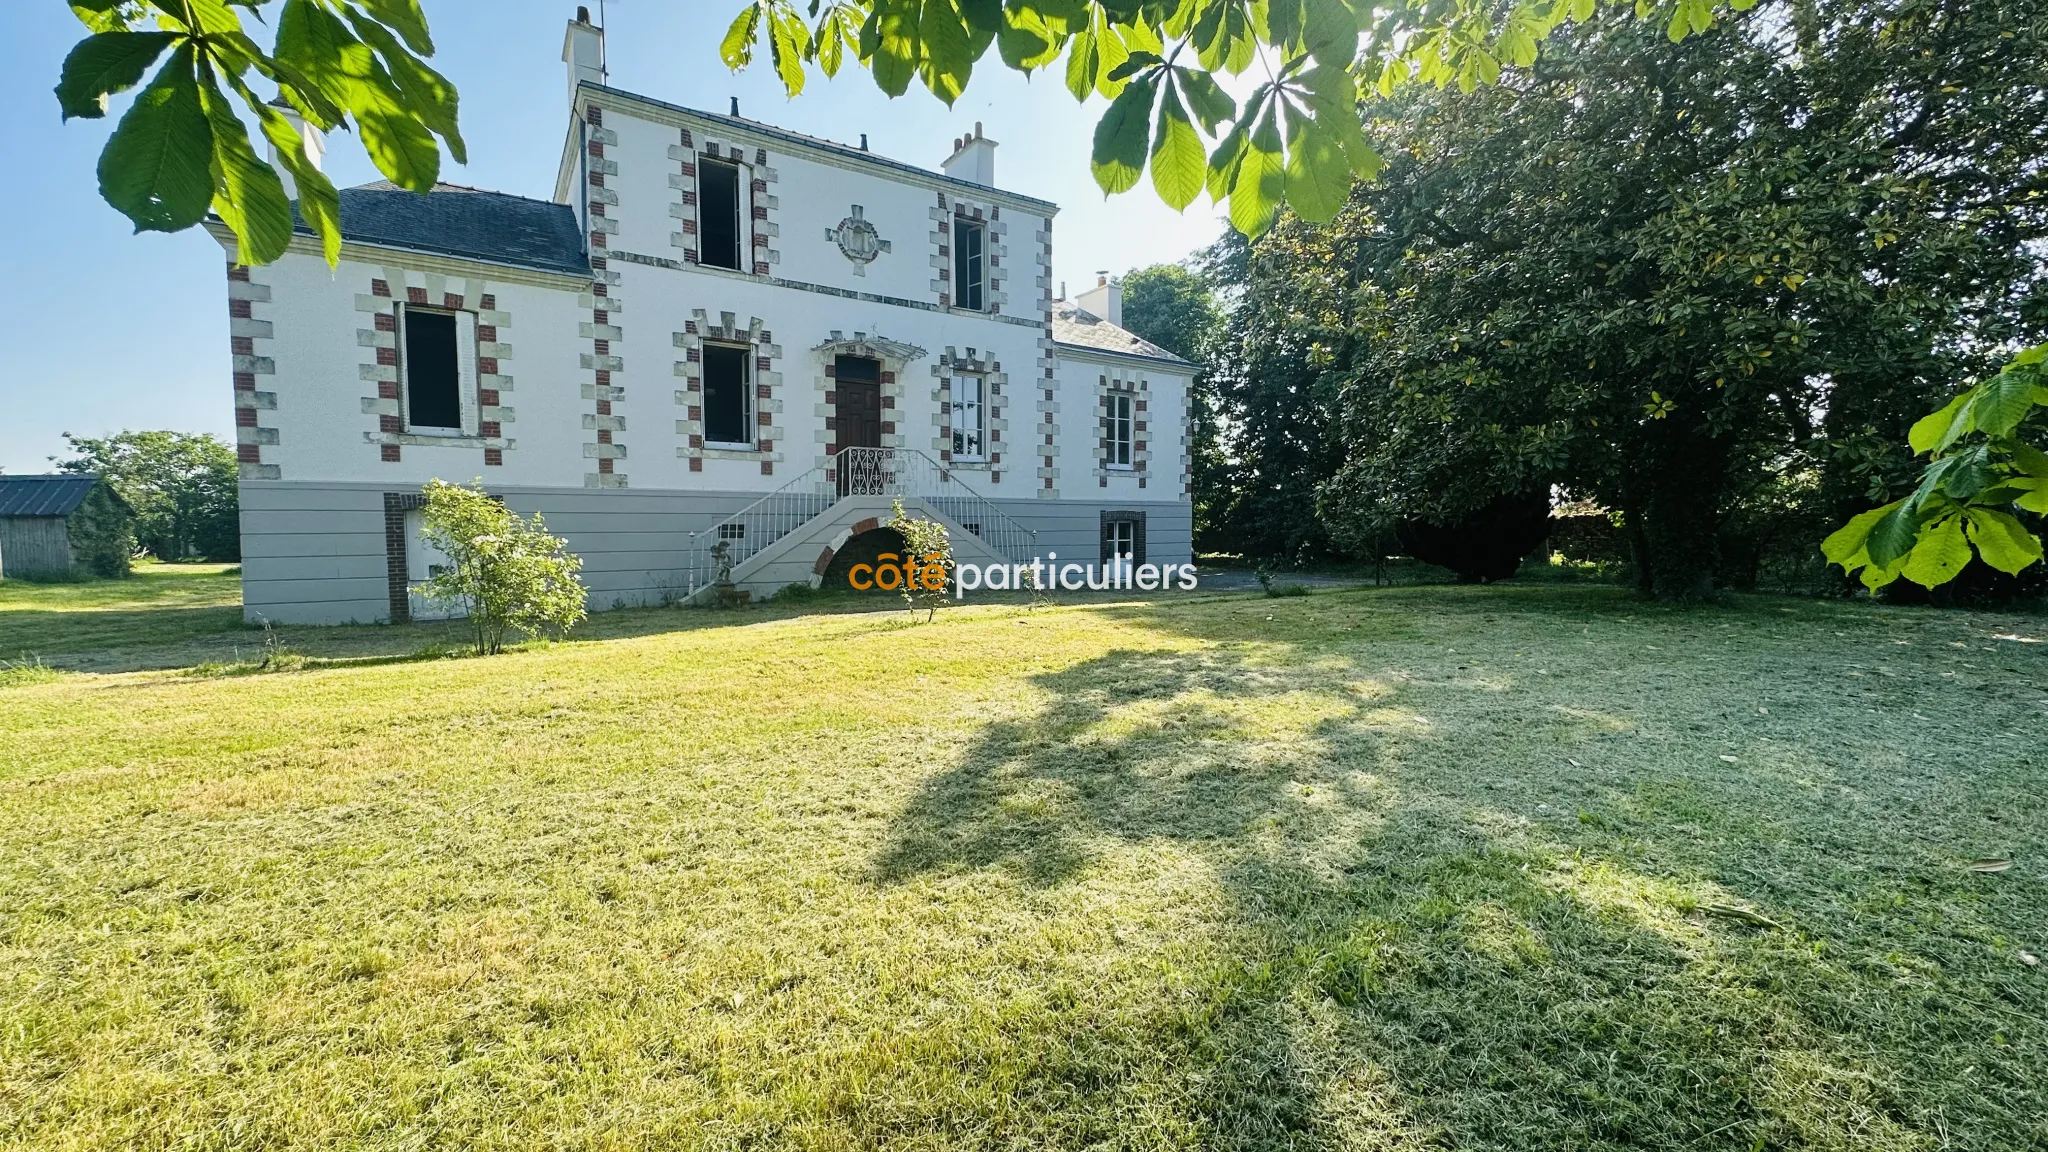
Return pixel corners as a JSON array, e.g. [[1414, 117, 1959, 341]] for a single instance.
[[698, 155, 743, 271], [953, 218, 985, 310]]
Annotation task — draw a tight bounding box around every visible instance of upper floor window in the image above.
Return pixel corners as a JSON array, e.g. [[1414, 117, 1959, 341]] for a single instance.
[[703, 342, 753, 445], [951, 374, 985, 460], [953, 218, 985, 310], [400, 306, 477, 435], [1105, 391, 1133, 467], [698, 156, 743, 271]]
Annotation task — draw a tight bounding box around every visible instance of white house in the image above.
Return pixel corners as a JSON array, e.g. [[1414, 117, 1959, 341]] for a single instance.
[[208, 9, 1194, 624]]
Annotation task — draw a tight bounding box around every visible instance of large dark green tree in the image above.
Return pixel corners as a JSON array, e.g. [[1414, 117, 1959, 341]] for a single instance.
[[58, 431, 241, 561], [1117, 264, 1234, 547], [1231, 0, 2048, 597]]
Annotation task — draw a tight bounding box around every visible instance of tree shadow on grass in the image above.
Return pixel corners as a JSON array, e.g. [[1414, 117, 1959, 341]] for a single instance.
[[868, 627, 2046, 1151]]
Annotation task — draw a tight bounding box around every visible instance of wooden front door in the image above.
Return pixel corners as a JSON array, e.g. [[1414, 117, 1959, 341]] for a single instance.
[[833, 356, 883, 451]]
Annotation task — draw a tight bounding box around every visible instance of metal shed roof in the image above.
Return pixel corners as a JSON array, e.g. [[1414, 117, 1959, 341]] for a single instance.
[[0, 474, 103, 518]]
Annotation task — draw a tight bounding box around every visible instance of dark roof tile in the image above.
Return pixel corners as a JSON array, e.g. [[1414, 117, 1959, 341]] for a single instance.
[[1051, 302, 1189, 366], [296, 183, 591, 277]]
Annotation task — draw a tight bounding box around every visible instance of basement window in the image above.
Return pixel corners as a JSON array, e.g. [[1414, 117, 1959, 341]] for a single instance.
[[698, 156, 743, 271], [1100, 511, 1147, 565], [401, 307, 477, 434], [953, 218, 985, 310], [703, 342, 753, 446]]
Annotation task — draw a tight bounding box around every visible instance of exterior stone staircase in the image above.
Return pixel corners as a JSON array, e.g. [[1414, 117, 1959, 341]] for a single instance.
[[681, 447, 1034, 602]]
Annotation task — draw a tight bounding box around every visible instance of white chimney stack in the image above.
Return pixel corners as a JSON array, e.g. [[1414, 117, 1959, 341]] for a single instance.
[[1077, 272, 1122, 328], [265, 99, 324, 202], [563, 6, 605, 108], [941, 121, 997, 188]]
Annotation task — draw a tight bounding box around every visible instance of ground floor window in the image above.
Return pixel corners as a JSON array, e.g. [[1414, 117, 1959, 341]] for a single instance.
[[703, 342, 753, 446], [951, 374, 985, 459]]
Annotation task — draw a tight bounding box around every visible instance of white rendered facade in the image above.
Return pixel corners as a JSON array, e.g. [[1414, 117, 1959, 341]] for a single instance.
[[213, 16, 1192, 623]]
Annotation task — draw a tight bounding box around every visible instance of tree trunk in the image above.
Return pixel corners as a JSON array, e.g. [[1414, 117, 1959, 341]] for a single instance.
[[1637, 418, 1728, 601]]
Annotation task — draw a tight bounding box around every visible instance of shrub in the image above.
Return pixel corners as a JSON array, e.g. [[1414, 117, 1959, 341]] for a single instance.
[[1395, 492, 1552, 584], [414, 480, 588, 655], [886, 499, 952, 622]]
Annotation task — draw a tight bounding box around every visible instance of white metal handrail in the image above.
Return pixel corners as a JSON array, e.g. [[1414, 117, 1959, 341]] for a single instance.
[[680, 447, 1037, 597]]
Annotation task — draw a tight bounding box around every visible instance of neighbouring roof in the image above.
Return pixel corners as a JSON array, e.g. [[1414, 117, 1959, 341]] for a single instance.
[[297, 182, 591, 277], [0, 474, 103, 518], [1051, 302, 1190, 367]]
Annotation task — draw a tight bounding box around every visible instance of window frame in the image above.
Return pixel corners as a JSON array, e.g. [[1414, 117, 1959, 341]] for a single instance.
[[950, 373, 986, 461], [397, 304, 477, 437], [701, 340, 756, 448], [697, 154, 746, 272], [1099, 510, 1148, 566], [1106, 391, 1134, 469], [952, 218, 986, 311]]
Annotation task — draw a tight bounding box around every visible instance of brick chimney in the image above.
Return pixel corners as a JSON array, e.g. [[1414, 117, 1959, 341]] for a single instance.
[[941, 122, 997, 188], [563, 6, 605, 108]]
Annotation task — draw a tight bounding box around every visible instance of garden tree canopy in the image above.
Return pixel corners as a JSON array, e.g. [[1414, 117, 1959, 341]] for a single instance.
[[61, 0, 1752, 265], [721, 0, 1760, 235], [57, 430, 241, 562], [1228, 0, 2048, 598], [1825, 343, 2048, 591], [56, 0, 464, 268], [1199, 222, 1359, 561], [1116, 264, 1230, 547]]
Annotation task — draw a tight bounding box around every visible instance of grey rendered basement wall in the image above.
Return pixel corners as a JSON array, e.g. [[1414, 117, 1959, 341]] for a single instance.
[[991, 499, 1193, 564], [239, 482, 1199, 625], [238, 481, 763, 624]]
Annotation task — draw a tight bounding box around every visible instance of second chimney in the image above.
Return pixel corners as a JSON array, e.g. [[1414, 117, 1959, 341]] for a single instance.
[[563, 8, 605, 108], [941, 121, 997, 188], [1077, 272, 1123, 328]]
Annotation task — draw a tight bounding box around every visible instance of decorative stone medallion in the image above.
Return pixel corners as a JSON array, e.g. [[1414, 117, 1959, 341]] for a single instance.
[[827, 205, 891, 275]]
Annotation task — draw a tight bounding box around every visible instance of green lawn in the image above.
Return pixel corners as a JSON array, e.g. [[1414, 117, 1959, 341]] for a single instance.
[[1, 579, 2043, 1150]]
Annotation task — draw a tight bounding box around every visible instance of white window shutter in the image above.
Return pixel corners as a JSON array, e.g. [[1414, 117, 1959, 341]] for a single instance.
[[455, 310, 480, 435]]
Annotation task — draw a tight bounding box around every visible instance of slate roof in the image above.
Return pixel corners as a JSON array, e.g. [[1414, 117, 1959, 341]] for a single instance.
[[1050, 302, 1190, 366], [0, 474, 102, 518], [297, 183, 591, 277]]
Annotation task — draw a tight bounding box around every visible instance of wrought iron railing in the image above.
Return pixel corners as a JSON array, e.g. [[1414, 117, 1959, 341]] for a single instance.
[[678, 447, 1036, 599]]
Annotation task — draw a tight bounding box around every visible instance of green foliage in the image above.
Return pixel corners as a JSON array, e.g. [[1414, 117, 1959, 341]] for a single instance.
[[1116, 263, 1231, 552], [414, 479, 587, 655], [57, 430, 239, 561], [1211, 0, 2046, 599], [1117, 264, 1221, 365], [886, 498, 952, 622], [57, 0, 461, 267], [1823, 344, 2048, 590], [65, 481, 138, 580], [719, 0, 1745, 236]]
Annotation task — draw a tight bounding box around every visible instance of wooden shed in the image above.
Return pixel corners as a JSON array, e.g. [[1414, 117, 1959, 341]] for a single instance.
[[0, 475, 135, 580]]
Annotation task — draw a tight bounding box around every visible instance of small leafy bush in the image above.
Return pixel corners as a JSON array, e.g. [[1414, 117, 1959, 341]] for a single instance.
[[887, 499, 952, 622], [415, 479, 588, 655]]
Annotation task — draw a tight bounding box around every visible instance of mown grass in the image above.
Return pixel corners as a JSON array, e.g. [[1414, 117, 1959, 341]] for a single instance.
[[1, 582, 2044, 1150]]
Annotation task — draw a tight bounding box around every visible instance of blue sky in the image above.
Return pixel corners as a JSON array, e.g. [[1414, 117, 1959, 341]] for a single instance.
[[0, 1, 1226, 472]]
